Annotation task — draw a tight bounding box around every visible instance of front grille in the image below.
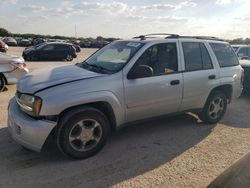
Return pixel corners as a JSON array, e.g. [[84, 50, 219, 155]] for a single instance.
[[16, 91, 22, 99]]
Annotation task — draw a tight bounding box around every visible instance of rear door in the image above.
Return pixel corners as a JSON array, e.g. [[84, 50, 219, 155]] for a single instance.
[[39, 44, 56, 60], [55, 44, 69, 60], [180, 41, 220, 111], [124, 42, 183, 122]]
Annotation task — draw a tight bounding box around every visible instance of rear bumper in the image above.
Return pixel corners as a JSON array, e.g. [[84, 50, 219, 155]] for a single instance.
[[8, 98, 56, 152], [3, 68, 29, 84]]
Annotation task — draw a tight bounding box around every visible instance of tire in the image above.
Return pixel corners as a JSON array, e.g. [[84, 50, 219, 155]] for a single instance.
[[0, 74, 6, 92], [56, 107, 110, 159], [199, 91, 227, 124], [65, 54, 73, 61]]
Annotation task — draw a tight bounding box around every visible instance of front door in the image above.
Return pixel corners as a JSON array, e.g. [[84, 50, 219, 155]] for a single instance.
[[124, 42, 183, 122]]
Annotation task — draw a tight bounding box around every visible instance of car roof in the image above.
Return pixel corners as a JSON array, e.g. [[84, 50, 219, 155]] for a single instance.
[[44, 42, 72, 45]]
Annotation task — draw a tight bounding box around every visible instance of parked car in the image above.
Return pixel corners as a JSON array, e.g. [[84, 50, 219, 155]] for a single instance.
[[31, 38, 46, 46], [19, 39, 31, 47], [0, 40, 8, 53], [208, 152, 250, 188], [80, 40, 91, 48], [3, 37, 17, 46], [8, 34, 243, 159], [0, 52, 29, 91], [239, 60, 250, 94], [22, 42, 77, 61], [72, 44, 81, 53], [232, 44, 250, 60]]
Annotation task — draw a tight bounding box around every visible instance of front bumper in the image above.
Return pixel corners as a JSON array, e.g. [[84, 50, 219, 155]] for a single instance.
[[8, 98, 56, 152]]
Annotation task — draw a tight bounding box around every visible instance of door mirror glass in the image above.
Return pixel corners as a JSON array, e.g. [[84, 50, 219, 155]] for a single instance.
[[127, 65, 153, 79]]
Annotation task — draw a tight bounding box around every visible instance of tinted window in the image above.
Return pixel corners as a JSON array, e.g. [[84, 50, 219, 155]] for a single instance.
[[210, 43, 239, 67], [238, 47, 248, 57], [200, 43, 213, 69], [134, 43, 178, 76], [42, 44, 55, 51], [56, 44, 69, 50], [248, 48, 250, 59], [183, 42, 202, 71]]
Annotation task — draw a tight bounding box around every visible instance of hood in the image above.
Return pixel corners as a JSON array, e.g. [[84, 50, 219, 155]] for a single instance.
[[0, 53, 24, 63], [17, 65, 103, 94], [240, 60, 250, 67]]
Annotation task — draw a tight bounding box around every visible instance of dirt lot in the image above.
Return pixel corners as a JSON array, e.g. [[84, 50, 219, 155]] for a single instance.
[[0, 47, 250, 188]]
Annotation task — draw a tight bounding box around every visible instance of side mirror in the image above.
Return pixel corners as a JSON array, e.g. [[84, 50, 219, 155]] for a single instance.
[[127, 65, 153, 80]]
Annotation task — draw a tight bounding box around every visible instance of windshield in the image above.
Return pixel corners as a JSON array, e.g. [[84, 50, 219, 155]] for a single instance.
[[83, 41, 144, 73], [35, 43, 47, 49]]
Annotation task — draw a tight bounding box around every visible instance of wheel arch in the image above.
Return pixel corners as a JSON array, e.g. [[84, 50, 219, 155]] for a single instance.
[[209, 84, 233, 103], [58, 101, 117, 132]]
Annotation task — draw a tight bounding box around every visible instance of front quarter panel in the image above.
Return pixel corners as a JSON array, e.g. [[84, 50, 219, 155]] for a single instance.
[[37, 74, 125, 126]]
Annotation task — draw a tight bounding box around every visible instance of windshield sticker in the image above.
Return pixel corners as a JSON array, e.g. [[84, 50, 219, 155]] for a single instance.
[[127, 42, 141, 48]]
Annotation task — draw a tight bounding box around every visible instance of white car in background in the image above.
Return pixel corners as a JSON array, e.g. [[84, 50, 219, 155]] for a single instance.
[[232, 44, 250, 60], [0, 52, 29, 91]]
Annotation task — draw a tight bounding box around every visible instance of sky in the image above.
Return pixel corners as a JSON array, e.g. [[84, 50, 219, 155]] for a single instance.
[[1, 0, 250, 39]]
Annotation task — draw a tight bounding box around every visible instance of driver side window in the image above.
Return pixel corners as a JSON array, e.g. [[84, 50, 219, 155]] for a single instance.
[[134, 43, 178, 76]]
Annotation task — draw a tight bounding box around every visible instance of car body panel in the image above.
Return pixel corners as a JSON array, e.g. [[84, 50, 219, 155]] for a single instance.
[[0, 53, 28, 84], [8, 98, 56, 152]]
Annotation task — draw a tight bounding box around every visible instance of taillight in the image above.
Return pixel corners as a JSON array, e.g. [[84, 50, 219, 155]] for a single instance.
[[11, 62, 27, 69]]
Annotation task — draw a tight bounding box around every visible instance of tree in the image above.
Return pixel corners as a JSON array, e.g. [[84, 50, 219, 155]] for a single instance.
[[0, 28, 9, 36]]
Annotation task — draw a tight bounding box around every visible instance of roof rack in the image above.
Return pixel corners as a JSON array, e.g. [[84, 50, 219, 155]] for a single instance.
[[133, 33, 224, 41], [179, 36, 225, 41], [133, 33, 180, 40]]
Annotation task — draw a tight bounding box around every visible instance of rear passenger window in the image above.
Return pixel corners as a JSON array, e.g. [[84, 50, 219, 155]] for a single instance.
[[238, 47, 248, 57], [56, 45, 69, 50], [210, 43, 239, 67], [182, 42, 213, 71]]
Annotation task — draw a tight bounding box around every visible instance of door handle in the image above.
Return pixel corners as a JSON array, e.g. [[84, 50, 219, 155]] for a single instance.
[[170, 80, 180, 86], [208, 75, 216, 80]]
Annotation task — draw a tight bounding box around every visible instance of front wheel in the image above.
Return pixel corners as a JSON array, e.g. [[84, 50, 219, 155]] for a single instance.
[[199, 91, 227, 124], [0, 74, 6, 92], [56, 107, 110, 159]]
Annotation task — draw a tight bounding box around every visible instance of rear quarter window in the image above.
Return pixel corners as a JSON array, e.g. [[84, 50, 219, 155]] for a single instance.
[[210, 43, 239, 67]]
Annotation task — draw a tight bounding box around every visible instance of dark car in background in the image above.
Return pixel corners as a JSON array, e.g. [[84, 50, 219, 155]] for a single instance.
[[240, 60, 250, 94], [3, 37, 17, 46], [72, 44, 81, 53], [80, 40, 91, 48], [22, 42, 77, 61], [19, 39, 31, 47], [31, 38, 46, 46], [0, 40, 8, 53]]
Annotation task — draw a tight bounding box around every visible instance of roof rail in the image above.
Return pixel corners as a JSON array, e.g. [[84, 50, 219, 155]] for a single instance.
[[133, 33, 180, 40], [133, 33, 224, 41], [179, 36, 225, 41]]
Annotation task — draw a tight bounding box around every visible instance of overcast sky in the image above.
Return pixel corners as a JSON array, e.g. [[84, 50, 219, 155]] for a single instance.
[[1, 0, 250, 39]]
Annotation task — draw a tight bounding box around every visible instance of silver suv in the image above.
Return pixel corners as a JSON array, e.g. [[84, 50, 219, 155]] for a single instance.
[[8, 34, 243, 159]]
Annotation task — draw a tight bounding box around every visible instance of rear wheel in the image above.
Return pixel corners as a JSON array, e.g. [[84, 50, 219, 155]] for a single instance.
[[65, 54, 73, 61], [56, 107, 110, 159], [199, 91, 227, 124], [0, 74, 6, 92]]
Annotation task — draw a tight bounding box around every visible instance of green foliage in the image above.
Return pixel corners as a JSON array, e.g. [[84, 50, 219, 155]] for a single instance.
[[0, 28, 9, 36]]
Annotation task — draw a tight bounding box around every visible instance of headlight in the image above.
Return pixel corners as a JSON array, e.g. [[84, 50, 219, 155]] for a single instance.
[[16, 93, 42, 117]]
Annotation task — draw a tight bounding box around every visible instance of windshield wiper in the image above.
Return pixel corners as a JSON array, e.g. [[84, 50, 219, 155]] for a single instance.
[[77, 61, 113, 73]]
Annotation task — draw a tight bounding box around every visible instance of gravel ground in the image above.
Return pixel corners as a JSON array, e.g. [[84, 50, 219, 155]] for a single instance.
[[0, 47, 250, 188]]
